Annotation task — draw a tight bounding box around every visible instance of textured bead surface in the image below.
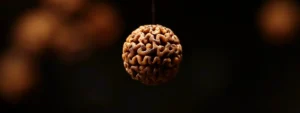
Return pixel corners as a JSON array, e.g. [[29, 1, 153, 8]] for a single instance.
[[122, 24, 182, 85]]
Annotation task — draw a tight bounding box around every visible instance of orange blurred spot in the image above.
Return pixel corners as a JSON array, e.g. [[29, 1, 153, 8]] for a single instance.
[[0, 50, 38, 103], [81, 3, 123, 48], [258, 0, 299, 45], [40, 0, 86, 15], [11, 10, 60, 55], [51, 26, 93, 62]]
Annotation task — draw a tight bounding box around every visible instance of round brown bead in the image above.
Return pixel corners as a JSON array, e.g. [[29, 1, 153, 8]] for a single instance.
[[122, 24, 182, 85]]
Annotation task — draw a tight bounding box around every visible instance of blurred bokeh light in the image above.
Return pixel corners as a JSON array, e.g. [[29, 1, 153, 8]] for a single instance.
[[0, 49, 38, 103], [258, 0, 299, 45], [52, 25, 92, 62], [1, 0, 123, 103], [40, 0, 86, 15], [80, 3, 123, 49], [11, 10, 59, 55]]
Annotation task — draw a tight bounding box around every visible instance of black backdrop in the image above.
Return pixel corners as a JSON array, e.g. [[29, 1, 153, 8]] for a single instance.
[[1, 0, 300, 113]]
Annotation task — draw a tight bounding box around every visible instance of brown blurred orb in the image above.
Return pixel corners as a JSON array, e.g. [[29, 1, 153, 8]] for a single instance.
[[258, 0, 299, 45], [81, 3, 123, 48], [11, 10, 59, 55], [51, 25, 92, 62], [0, 51, 38, 103], [40, 0, 86, 15]]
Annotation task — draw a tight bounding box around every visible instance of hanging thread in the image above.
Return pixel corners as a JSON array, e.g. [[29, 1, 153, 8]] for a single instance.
[[152, 0, 155, 24]]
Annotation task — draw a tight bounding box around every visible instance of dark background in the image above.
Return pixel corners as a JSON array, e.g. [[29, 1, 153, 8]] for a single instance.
[[1, 0, 300, 113]]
